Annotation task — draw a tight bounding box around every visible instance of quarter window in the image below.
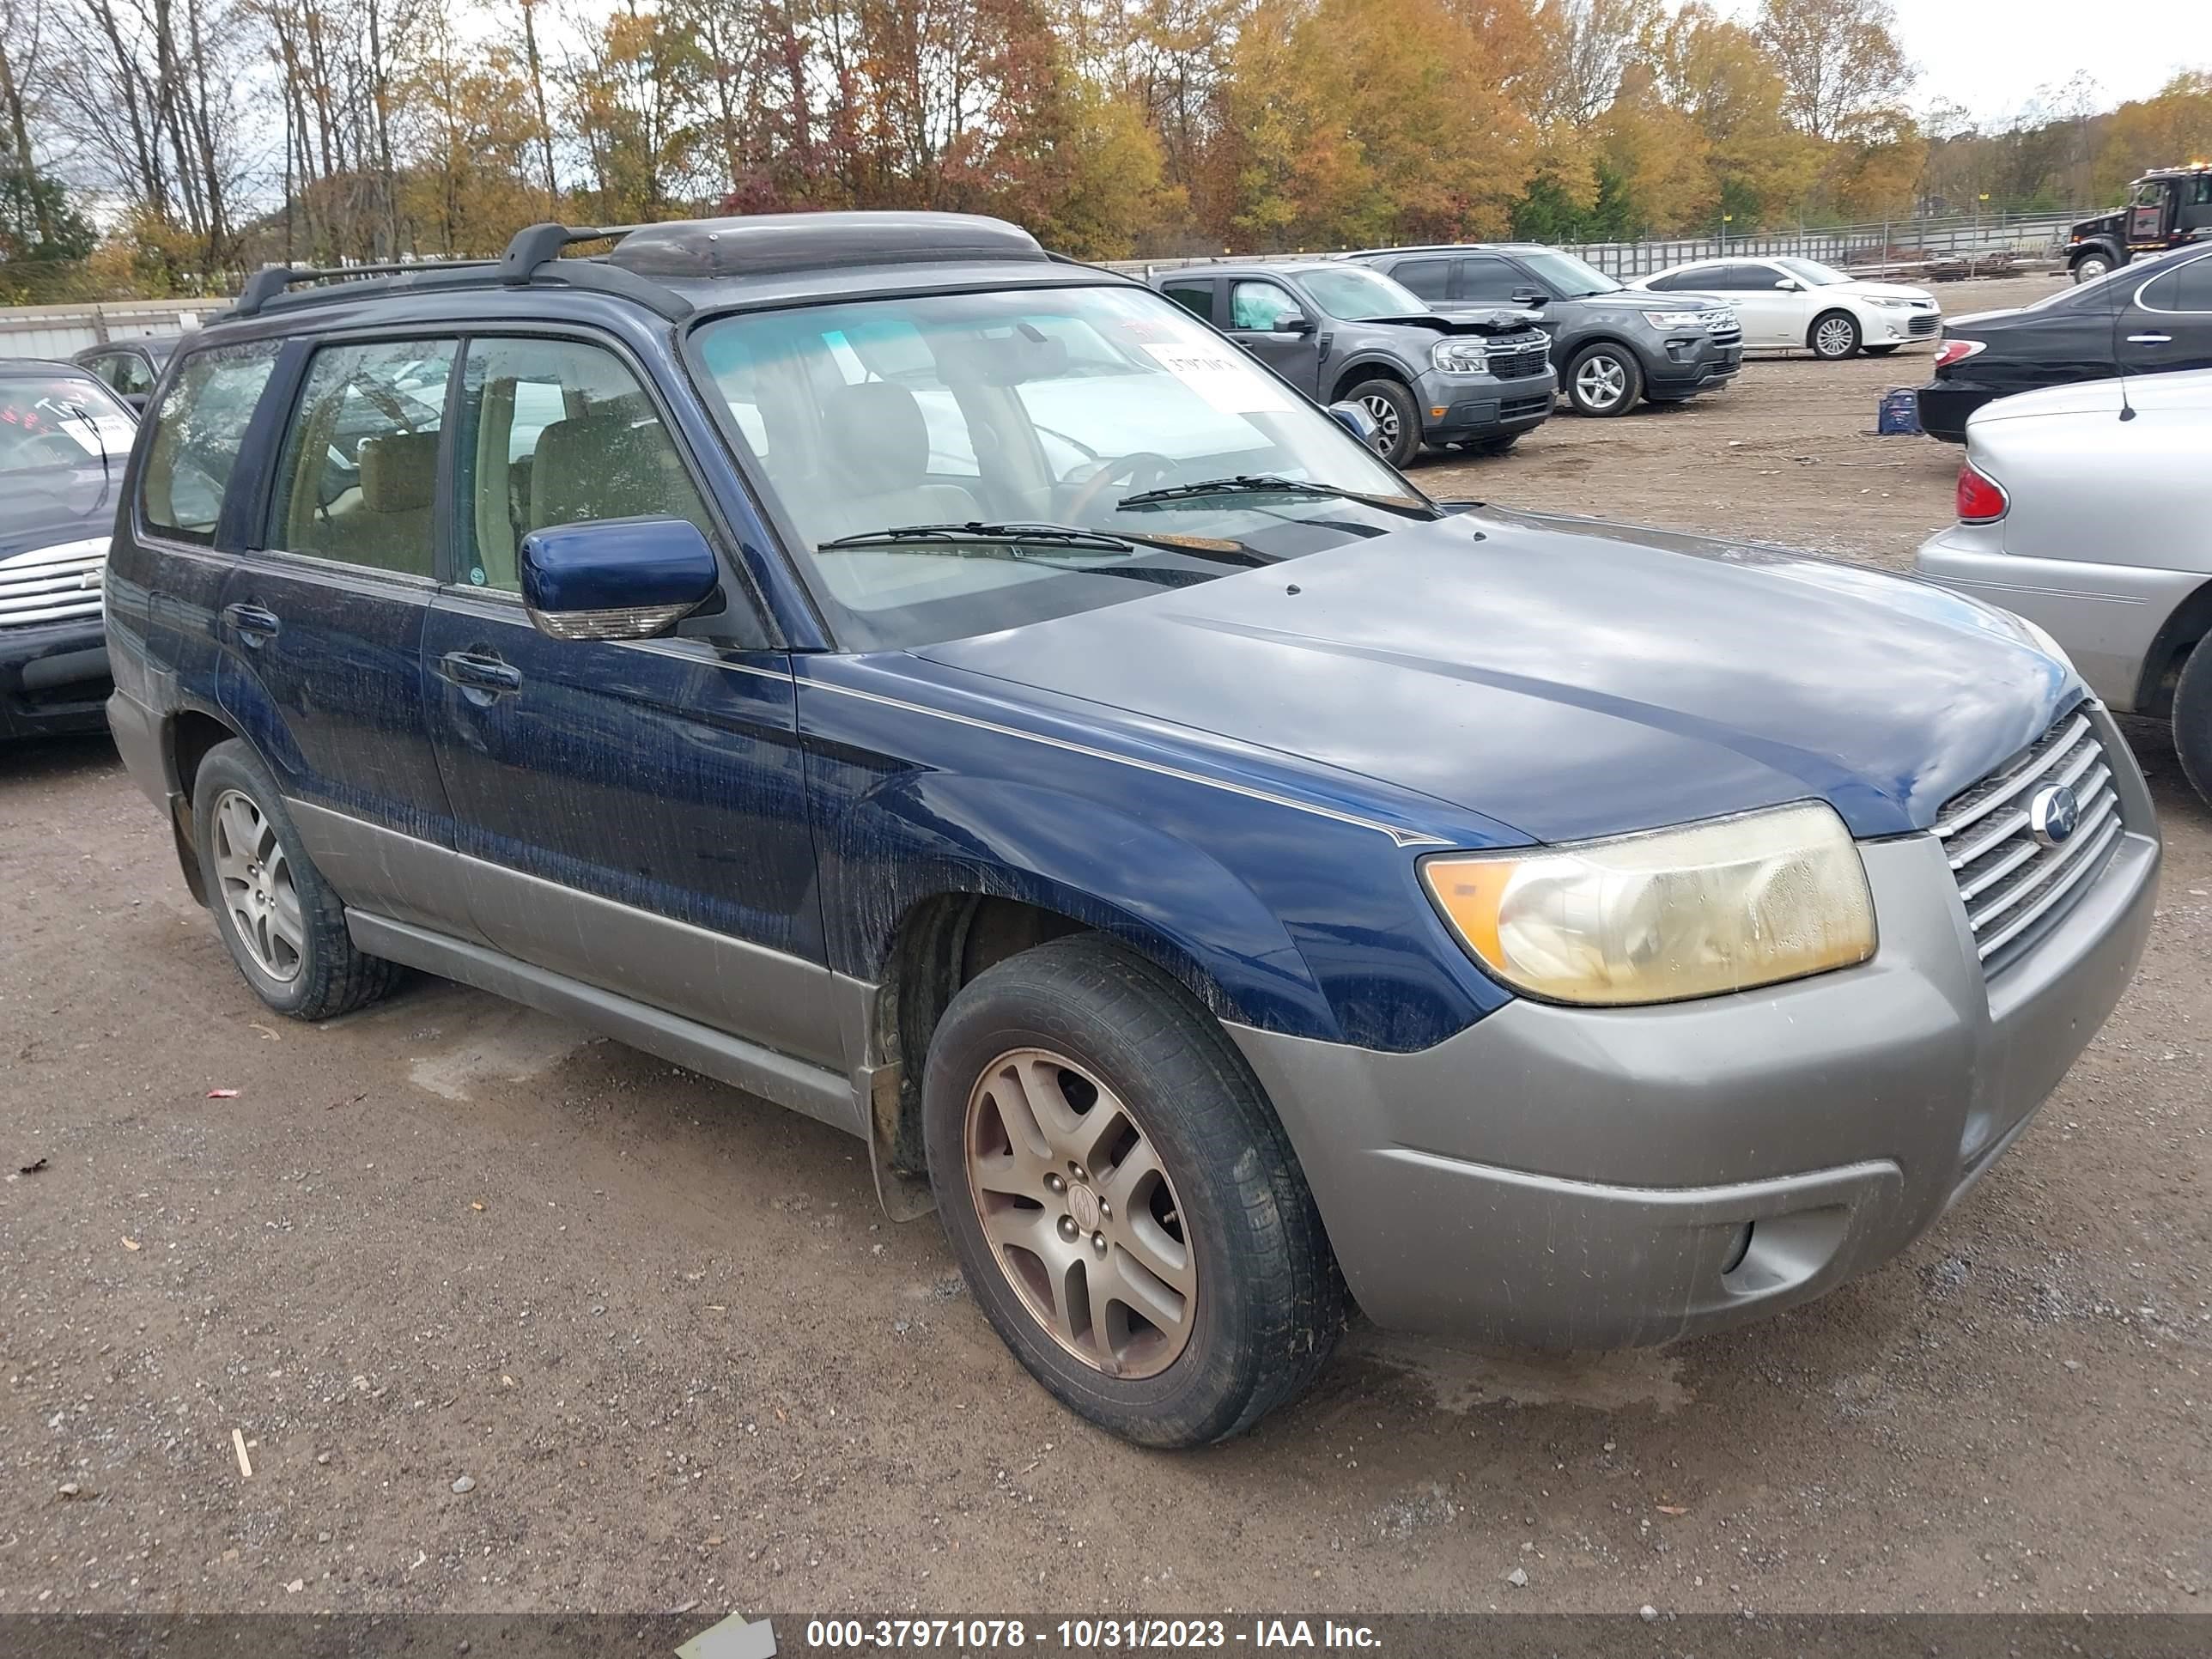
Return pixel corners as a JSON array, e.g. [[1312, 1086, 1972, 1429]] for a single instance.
[[140, 340, 283, 543], [452, 337, 716, 592], [268, 339, 454, 577]]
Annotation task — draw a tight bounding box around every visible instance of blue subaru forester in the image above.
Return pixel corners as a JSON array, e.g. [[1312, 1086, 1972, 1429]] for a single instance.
[[105, 213, 2160, 1445]]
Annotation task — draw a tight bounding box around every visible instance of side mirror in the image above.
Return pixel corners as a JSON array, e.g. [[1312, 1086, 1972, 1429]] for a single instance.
[[1509, 287, 1549, 307], [1327, 400, 1386, 453], [520, 516, 720, 641], [1276, 312, 1316, 334], [1774, 277, 1800, 290]]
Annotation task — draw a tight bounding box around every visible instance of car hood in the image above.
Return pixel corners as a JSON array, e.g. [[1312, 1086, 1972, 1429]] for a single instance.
[[1370, 307, 1547, 336], [916, 508, 2074, 844], [1571, 289, 1728, 315], [1845, 280, 1936, 302], [0, 463, 120, 561]]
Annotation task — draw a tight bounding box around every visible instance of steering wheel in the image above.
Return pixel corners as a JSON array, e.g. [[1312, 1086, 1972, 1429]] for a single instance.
[[1061, 450, 1177, 524]]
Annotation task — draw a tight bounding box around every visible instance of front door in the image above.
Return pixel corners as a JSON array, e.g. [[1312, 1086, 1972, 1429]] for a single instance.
[[1223, 279, 1322, 395], [217, 334, 468, 935], [419, 332, 836, 1066], [1717, 263, 1803, 347]]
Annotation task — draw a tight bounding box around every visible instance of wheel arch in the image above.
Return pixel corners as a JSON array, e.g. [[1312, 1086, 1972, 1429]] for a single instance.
[[2135, 574, 2212, 719], [164, 702, 248, 906], [1807, 306, 1860, 350], [1327, 358, 1414, 404]]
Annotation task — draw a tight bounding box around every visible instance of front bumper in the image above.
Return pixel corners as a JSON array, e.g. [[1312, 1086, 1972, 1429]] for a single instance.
[[0, 617, 112, 741], [1867, 308, 1941, 345], [1645, 335, 1742, 396], [1916, 380, 1994, 443], [1230, 738, 2159, 1348], [1417, 367, 1556, 441]]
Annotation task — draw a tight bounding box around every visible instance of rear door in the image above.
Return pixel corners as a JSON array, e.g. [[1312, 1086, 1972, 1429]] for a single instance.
[[1222, 278, 1322, 394], [216, 333, 469, 935], [2124, 250, 2212, 375], [419, 331, 835, 1067]]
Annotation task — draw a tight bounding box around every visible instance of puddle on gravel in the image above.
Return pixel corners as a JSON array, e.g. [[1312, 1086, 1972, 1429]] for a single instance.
[[407, 1006, 596, 1102], [1347, 1328, 1692, 1414]]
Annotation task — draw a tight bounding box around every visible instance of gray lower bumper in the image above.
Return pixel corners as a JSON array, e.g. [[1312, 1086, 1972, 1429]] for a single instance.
[[1230, 790, 2159, 1349]]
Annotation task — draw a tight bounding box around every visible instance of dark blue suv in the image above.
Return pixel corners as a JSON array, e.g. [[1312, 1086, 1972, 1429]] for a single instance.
[[106, 213, 2160, 1446]]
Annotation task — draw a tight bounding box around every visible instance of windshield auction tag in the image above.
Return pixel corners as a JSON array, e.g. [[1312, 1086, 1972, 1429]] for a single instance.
[[1142, 344, 1293, 415]]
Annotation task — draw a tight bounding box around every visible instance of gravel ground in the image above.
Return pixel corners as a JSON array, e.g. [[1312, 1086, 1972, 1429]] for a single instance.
[[3, 274, 2208, 1618]]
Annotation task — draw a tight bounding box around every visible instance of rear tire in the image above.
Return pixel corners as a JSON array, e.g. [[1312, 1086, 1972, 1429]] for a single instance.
[[191, 739, 403, 1020], [2172, 639, 2212, 808], [922, 933, 1345, 1447], [1345, 377, 1420, 468], [1809, 310, 1861, 360], [1564, 343, 1641, 416]]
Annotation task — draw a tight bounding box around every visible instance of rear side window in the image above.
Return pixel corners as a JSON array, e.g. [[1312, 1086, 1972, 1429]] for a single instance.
[[1160, 280, 1213, 320], [111, 352, 155, 398], [268, 338, 456, 577], [1389, 258, 1452, 301], [140, 340, 282, 543], [2141, 252, 2212, 313], [452, 337, 715, 592]]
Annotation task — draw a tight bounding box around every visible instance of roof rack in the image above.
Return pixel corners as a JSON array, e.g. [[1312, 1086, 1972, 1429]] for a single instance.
[[223, 222, 690, 325]]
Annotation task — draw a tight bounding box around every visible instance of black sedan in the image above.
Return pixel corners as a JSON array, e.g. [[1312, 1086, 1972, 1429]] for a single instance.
[[1917, 242, 2212, 442]]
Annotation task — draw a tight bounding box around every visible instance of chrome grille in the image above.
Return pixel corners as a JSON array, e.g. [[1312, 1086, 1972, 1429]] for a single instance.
[[1707, 325, 1743, 347], [0, 541, 107, 629], [1934, 708, 2123, 971], [1908, 313, 1941, 337]]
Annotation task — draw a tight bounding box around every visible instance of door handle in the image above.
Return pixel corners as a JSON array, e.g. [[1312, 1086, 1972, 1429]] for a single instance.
[[437, 650, 523, 700], [2126, 333, 2172, 343], [222, 603, 281, 647]]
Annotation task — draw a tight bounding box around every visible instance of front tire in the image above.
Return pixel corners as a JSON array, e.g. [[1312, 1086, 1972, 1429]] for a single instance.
[[2172, 638, 2212, 808], [192, 739, 403, 1020], [1864, 343, 1902, 356], [922, 934, 1344, 1447], [2072, 253, 2112, 283], [1565, 343, 1641, 416], [1809, 310, 1862, 360], [1344, 377, 1420, 468]]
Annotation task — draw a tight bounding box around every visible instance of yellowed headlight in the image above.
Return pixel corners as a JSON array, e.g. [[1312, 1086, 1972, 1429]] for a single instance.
[[1421, 802, 1876, 1006]]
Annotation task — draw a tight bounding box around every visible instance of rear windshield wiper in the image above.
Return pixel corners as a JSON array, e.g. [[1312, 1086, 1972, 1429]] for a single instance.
[[816, 520, 1277, 566], [1116, 476, 1434, 520]]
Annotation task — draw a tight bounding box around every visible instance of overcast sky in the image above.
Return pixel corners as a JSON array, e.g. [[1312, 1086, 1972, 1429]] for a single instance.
[[1732, 0, 2209, 127]]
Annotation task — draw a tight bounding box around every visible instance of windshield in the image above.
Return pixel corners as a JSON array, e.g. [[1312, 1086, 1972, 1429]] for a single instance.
[[1778, 258, 1850, 287], [693, 284, 1431, 649], [0, 374, 136, 475], [1515, 250, 1620, 297], [1296, 264, 1427, 320]]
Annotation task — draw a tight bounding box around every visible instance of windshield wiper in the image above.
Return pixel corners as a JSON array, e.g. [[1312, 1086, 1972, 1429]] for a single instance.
[[1115, 475, 1434, 520], [816, 520, 1275, 566]]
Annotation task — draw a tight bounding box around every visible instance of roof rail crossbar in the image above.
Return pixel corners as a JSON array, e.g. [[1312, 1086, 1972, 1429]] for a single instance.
[[500, 222, 649, 285], [231, 258, 498, 319]]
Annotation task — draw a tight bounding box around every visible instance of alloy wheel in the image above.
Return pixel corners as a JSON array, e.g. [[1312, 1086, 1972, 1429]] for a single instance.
[[1574, 354, 1627, 411], [963, 1048, 1197, 1378], [1814, 316, 1857, 358], [1358, 393, 1401, 449], [2075, 256, 2110, 282], [210, 787, 305, 983]]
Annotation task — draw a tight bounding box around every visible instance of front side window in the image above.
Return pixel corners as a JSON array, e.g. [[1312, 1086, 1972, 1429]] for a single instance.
[[141, 340, 282, 542], [1229, 281, 1299, 330], [1511, 249, 1619, 297], [1457, 256, 1524, 301], [1294, 264, 1424, 321], [453, 337, 716, 592], [268, 338, 453, 577], [692, 283, 1428, 650]]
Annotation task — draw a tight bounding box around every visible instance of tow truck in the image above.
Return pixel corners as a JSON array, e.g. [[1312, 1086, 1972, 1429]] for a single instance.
[[2067, 162, 2212, 282]]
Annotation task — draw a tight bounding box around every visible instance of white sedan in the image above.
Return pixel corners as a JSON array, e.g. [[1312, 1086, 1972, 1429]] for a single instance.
[[1627, 256, 1941, 359]]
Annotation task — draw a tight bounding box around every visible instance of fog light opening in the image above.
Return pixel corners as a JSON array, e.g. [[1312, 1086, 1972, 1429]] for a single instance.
[[1720, 1222, 1754, 1275]]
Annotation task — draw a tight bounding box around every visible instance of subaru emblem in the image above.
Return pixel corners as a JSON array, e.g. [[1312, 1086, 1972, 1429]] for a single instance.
[[2029, 784, 2080, 848]]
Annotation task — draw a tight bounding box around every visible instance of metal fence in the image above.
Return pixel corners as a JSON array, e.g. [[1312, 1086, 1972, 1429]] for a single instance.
[[0, 297, 213, 361], [1118, 206, 2095, 281]]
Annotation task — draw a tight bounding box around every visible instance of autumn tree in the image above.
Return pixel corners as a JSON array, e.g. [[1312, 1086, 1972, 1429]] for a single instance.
[[1754, 0, 1911, 144], [2094, 72, 2212, 200]]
